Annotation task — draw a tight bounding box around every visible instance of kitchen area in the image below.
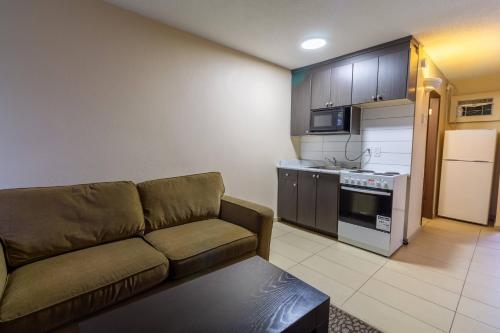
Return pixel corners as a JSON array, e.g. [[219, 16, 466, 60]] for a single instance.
[[277, 36, 418, 257]]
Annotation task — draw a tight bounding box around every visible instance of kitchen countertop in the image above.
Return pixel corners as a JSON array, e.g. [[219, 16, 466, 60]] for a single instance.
[[276, 160, 347, 175]]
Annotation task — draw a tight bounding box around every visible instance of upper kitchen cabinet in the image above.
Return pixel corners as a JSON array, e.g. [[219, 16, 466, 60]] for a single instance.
[[311, 66, 331, 110], [291, 69, 312, 136], [351, 40, 419, 105], [310, 63, 353, 110], [291, 37, 419, 129], [352, 57, 379, 104], [330, 63, 353, 107]]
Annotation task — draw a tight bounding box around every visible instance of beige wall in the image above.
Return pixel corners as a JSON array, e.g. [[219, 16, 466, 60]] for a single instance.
[[0, 0, 297, 210], [407, 49, 449, 239], [448, 72, 500, 224]]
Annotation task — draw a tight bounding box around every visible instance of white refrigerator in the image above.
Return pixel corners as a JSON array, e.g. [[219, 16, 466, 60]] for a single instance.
[[438, 129, 497, 225]]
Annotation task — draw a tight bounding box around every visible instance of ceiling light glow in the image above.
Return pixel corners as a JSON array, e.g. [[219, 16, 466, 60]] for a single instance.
[[301, 38, 326, 50]]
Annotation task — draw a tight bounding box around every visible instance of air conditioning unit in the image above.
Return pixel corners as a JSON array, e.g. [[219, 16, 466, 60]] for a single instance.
[[450, 92, 500, 123]]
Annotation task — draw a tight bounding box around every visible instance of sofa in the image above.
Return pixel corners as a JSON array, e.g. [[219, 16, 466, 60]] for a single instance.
[[0, 172, 273, 333]]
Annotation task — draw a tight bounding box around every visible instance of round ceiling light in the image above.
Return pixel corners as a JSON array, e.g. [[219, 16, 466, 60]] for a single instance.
[[301, 38, 326, 50]]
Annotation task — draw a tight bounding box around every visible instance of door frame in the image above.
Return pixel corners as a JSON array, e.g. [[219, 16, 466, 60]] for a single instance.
[[422, 91, 441, 219]]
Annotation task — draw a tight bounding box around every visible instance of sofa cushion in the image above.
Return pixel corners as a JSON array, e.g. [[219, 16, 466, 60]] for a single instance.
[[137, 172, 225, 231], [144, 219, 257, 279], [0, 238, 168, 333], [0, 181, 145, 268]]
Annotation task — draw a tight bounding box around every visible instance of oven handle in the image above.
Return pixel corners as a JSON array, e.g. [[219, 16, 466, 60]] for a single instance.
[[341, 186, 391, 196]]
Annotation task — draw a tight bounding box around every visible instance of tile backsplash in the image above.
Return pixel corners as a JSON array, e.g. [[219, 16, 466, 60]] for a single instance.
[[300, 104, 415, 174]]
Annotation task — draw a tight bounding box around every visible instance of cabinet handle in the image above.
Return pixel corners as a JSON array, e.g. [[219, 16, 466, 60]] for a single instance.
[[325, 102, 329, 107], [372, 96, 376, 101], [316, 174, 320, 179], [312, 174, 316, 178], [377, 95, 383, 101], [285, 173, 288, 177], [293, 183, 296, 187]]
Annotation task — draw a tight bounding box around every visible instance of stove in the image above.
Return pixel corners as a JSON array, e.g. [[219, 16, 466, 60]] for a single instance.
[[338, 169, 408, 257]]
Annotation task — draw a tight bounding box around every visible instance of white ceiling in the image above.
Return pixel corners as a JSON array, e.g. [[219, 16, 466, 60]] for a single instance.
[[106, 0, 500, 80]]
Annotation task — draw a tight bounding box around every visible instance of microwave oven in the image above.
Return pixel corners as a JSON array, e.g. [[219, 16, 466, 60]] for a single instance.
[[308, 106, 360, 135]]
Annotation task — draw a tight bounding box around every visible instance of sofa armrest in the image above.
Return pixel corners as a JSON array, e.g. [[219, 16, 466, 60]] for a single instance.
[[219, 195, 274, 260], [0, 245, 7, 300]]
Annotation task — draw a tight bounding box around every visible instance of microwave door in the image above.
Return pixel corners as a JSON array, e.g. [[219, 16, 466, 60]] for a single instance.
[[310, 110, 335, 132]]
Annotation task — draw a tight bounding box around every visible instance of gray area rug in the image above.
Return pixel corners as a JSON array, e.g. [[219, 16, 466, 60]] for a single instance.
[[329, 304, 381, 333]]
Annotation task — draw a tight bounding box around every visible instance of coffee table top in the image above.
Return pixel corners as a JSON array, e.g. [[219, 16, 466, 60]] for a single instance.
[[79, 256, 329, 333]]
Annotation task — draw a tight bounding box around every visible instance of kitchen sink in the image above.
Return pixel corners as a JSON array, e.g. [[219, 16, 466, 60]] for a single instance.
[[305, 165, 342, 171]]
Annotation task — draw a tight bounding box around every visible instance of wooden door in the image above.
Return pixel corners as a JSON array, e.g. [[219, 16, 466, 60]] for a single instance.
[[330, 63, 353, 107], [377, 49, 409, 101], [297, 171, 317, 228], [315, 173, 340, 235], [277, 169, 298, 222], [422, 92, 441, 219], [310, 66, 331, 110], [352, 57, 378, 104], [291, 70, 312, 136]]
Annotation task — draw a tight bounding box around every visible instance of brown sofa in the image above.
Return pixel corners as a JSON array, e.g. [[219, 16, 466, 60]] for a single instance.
[[0, 172, 273, 333]]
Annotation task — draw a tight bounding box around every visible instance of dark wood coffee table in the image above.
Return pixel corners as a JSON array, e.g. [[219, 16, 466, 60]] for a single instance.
[[79, 256, 330, 333]]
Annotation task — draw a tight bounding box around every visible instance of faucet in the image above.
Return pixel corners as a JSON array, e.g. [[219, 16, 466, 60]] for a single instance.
[[325, 157, 337, 166]]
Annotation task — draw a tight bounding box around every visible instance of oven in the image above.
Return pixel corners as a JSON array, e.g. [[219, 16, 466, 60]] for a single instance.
[[339, 185, 393, 232]]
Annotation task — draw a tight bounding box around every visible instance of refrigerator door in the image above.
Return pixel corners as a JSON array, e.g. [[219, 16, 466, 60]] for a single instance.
[[443, 129, 497, 162], [438, 160, 493, 225]]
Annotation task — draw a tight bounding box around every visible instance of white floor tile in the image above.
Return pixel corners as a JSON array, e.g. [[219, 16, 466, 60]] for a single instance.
[[287, 264, 355, 307], [373, 267, 460, 310], [275, 232, 327, 253], [301, 255, 370, 290], [359, 279, 454, 331], [452, 313, 500, 333], [316, 246, 382, 276], [384, 259, 464, 293], [342, 293, 443, 333], [271, 226, 290, 238], [462, 281, 500, 308], [269, 251, 297, 270], [328, 241, 388, 266], [291, 229, 336, 246], [270, 238, 313, 262], [458, 296, 500, 329]]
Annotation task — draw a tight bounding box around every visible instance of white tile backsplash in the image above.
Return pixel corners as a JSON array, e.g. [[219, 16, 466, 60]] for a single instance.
[[300, 104, 415, 173]]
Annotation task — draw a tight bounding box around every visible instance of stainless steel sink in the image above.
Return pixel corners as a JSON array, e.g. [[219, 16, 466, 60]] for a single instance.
[[305, 165, 342, 171]]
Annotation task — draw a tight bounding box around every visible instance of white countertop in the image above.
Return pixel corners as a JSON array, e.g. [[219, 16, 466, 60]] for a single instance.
[[276, 159, 344, 175]]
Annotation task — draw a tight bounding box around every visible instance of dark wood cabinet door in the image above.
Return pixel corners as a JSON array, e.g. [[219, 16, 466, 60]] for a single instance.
[[297, 171, 317, 228], [291, 70, 312, 136], [330, 63, 353, 107], [277, 169, 298, 222], [310, 66, 331, 110], [352, 57, 379, 104], [377, 49, 409, 101], [315, 173, 339, 235]]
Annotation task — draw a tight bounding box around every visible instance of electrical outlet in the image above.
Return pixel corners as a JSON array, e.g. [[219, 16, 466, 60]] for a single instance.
[[370, 147, 381, 157]]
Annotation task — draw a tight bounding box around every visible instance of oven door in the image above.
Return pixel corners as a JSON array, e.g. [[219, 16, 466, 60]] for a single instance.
[[309, 110, 337, 132], [339, 185, 393, 232]]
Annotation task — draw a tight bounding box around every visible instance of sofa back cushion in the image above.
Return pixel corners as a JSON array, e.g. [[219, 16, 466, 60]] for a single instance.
[[0, 181, 145, 268], [137, 172, 225, 231]]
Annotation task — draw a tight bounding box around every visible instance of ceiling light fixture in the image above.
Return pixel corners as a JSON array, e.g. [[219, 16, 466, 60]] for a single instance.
[[301, 38, 326, 50]]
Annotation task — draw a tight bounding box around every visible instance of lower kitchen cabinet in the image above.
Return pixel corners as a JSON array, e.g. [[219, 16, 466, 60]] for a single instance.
[[277, 169, 298, 222], [277, 169, 340, 235], [315, 173, 340, 235], [297, 171, 317, 228]]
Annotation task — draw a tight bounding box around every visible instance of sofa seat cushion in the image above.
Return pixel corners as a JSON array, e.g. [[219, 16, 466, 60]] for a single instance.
[[0, 238, 168, 333], [144, 219, 257, 279]]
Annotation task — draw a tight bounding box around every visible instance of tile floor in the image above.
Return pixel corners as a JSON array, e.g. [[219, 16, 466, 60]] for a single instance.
[[269, 217, 500, 333]]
